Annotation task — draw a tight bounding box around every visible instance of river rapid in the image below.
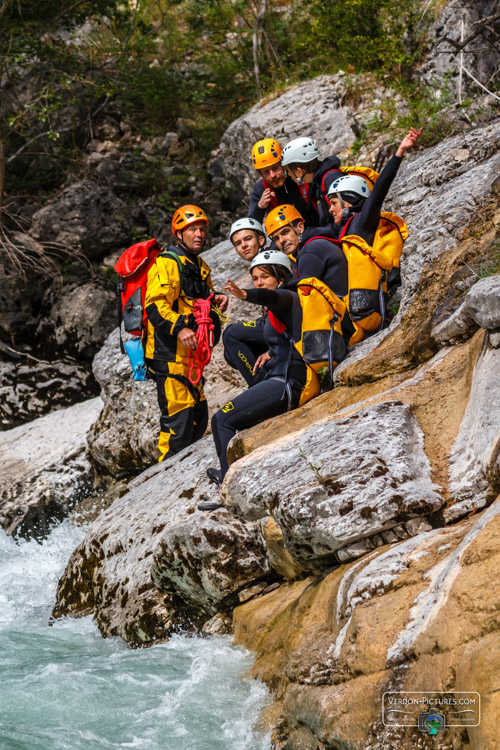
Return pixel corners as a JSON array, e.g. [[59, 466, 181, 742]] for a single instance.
[[0, 520, 272, 750]]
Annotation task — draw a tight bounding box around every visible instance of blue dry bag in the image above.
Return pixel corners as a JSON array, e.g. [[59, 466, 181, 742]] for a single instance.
[[124, 338, 147, 381]]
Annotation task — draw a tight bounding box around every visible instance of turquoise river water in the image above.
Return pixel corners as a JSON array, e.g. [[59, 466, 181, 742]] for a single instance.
[[0, 520, 272, 750]]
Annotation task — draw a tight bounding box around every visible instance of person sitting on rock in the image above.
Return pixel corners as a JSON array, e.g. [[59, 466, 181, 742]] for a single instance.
[[280, 136, 342, 225], [248, 138, 316, 227], [222, 217, 270, 387], [326, 127, 422, 244], [325, 126, 421, 322], [145, 204, 228, 462], [199, 250, 320, 510], [265, 204, 349, 303]]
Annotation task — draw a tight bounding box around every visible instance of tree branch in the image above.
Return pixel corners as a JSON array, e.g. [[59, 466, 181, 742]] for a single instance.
[[0, 0, 15, 25], [6, 96, 110, 164]]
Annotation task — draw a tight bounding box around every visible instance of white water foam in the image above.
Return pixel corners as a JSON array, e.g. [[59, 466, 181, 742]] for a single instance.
[[0, 520, 271, 750]]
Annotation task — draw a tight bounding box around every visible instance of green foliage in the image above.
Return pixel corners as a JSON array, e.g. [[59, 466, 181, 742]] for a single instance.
[[283, 0, 423, 80], [475, 241, 500, 279], [0, 0, 465, 207], [393, 79, 458, 147]]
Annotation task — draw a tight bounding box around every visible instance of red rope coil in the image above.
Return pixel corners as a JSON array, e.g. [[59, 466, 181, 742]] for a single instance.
[[187, 295, 215, 385]]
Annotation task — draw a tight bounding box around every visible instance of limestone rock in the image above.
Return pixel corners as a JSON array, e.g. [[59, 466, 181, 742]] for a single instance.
[[431, 274, 500, 345], [465, 274, 500, 330], [214, 74, 357, 200], [0, 356, 98, 430], [387, 121, 500, 316], [87, 327, 159, 474], [201, 612, 233, 636], [456, 633, 500, 750], [446, 343, 500, 522], [326, 121, 500, 388], [420, 0, 499, 97], [490, 329, 500, 348], [31, 179, 133, 259], [431, 299, 477, 344], [152, 512, 270, 614], [226, 401, 444, 569], [234, 499, 500, 749], [261, 517, 305, 581], [36, 280, 117, 360], [0, 262, 46, 344], [53, 436, 270, 644], [0, 398, 102, 538], [333, 329, 391, 385]]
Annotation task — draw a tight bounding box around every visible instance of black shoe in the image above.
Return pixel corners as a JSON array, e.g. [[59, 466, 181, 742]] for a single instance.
[[197, 499, 224, 511], [206, 467, 223, 486], [197, 487, 223, 512]]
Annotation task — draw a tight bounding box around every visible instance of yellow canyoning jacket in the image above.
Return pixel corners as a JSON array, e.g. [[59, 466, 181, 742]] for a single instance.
[[144, 247, 215, 366]]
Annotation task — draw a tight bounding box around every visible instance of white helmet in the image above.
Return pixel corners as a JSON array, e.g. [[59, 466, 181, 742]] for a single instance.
[[281, 137, 321, 166], [250, 249, 293, 274], [229, 217, 265, 243], [327, 174, 371, 200]]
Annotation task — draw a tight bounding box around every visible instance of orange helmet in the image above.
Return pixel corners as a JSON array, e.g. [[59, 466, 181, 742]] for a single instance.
[[265, 204, 304, 236], [171, 205, 208, 235], [251, 138, 282, 170]]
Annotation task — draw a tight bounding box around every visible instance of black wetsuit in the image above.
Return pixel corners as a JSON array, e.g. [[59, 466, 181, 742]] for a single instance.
[[336, 155, 404, 245], [212, 288, 307, 478], [296, 235, 349, 299], [308, 155, 342, 225], [333, 154, 405, 294], [222, 317, 268, 387]]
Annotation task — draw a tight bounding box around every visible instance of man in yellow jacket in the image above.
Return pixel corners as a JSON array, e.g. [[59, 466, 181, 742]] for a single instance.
[[145, 205, 227, 461]]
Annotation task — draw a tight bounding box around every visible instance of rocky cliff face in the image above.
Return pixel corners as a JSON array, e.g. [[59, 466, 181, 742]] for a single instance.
[[1, 66, 499, 748]]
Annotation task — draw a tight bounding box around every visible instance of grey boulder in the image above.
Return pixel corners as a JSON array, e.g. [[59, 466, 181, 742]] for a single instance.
[[0, 397, 102, 538], [152, 512, 271, 614], [31, 179, 132, 259], [225, 401, 444, 569]]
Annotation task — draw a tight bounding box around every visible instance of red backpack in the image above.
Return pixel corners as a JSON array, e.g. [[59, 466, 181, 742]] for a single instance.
[[114, 238, 162, 350]]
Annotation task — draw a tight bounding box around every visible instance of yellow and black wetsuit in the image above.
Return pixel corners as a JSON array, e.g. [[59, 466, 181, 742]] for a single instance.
[[145, 244, 215, 462]]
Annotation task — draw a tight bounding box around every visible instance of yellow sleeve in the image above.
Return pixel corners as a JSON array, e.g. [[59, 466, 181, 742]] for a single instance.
[[145, 256, 189, 335]]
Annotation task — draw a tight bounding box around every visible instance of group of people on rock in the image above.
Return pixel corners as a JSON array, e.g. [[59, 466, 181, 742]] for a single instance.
[[143, 126, 422, 510]]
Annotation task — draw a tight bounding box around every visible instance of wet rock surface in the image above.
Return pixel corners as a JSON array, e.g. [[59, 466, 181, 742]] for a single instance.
[[0, 398, 102, 538], [152, 511, 271, 614], [53, 437, 272, 643], [0, 353, 98, 430]]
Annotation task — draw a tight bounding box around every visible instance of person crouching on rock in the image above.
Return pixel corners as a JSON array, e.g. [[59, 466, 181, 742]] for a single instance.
[[144, 204, 228, 462], [248, 138, 313, 227], [199, 250, 320, 509], [222, 217, 270, 387], [280, 136, 342, 225]]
